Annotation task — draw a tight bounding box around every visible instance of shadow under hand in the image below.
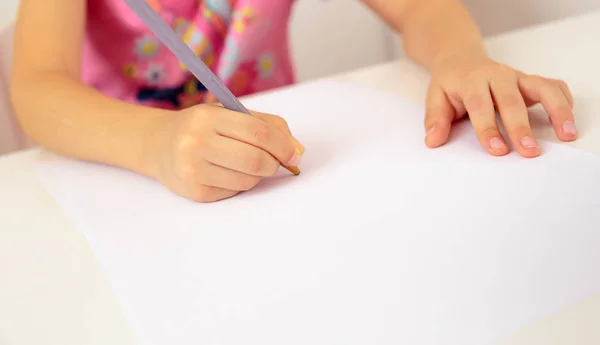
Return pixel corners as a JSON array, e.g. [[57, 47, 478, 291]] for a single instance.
[[242, 138, 339, 196]]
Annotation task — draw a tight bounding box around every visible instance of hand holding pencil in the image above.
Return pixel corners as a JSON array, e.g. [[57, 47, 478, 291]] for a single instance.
[[150, 104, 304, 203], [122, 0, 304, 202]]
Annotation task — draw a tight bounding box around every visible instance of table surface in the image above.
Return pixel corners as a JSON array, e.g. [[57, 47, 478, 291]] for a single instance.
[[2, 10, 600, 345]]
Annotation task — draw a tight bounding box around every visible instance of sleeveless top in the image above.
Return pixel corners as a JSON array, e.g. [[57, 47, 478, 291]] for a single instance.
[[81, 0, 296, 109]]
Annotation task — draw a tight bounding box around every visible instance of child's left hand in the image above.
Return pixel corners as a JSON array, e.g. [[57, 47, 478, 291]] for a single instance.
[[423, 52, 577, 158]]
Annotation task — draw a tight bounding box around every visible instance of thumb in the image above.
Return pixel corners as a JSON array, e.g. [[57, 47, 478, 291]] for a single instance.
[[424, 85, 455, 148]]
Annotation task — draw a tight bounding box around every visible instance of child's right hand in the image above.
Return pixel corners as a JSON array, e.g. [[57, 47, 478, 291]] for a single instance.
[[150, 104, 304, 202]]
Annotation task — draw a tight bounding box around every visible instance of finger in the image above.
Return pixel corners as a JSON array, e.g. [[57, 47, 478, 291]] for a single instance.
[[188, 185, 239, 203], [212, 108, 301, 167], [515, 71, 538, 107], [253, 112, 292, 134], [253, 112, 305, 155], [553, 78, 574, 108], [204, 134, 281, 177], [424, 85, 454, 148], [490, 77, 540, 158], [518, 75, 577, 141], [461, 79, 509, 156], [208, 106, 305, 155], [199, 162, 262, 192], [516, 72, 574, 108]]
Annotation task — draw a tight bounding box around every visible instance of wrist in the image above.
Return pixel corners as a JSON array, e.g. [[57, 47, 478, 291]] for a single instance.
[[138, 110, 175, 180], [429, 41, 488, 73]]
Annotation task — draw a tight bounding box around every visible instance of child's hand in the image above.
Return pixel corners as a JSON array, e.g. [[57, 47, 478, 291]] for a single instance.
[[424, 52, 577, 157], [151, 105, 304, 202]]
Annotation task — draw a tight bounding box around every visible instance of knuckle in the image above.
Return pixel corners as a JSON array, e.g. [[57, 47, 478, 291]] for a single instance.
[[464, 70, 484, 84], [173, 134, 196, 156], [186, 106, 213, 129], [538, 81, 554, 93], [245, 152, 266, 174], [192, 104, 214, 118], [498, 92, 523, 108], [174, 133, 212, 160], [270, 114, 285, 124], [246, 150, 279, 176], [555, 79, 569, 90], [479, 126, 499, 137], [526, 75, 548, 90], [172, 136, 209, 170], [426, 107, 453, 124], [516, 125, 533, 137], [250, 123, 271, 143], [272, 115, 289, 129], [520, 74, 541, 88], [464, 93, 487, 112], [554, 104, 573, 117], [528, 74, 545, 83], [494, 64, 516, 77], [506, 123, 531, 136]]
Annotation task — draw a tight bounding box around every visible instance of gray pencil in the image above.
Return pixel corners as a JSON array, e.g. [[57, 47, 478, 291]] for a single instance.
[[122, 0, 300, 175]]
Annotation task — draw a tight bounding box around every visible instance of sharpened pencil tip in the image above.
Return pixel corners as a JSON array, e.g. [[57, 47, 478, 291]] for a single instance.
[[284, 165, 301, 175]]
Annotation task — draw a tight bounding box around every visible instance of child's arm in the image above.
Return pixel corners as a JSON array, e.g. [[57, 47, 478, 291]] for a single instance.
[[10, 0, 302, 202], [361, 0, 485, 71], [361, 0, 577, 158], [10, 0, 169, 176]]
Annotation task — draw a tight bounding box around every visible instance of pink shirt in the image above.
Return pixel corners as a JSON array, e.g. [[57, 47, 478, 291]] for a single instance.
[[81, 0, 296, 109]]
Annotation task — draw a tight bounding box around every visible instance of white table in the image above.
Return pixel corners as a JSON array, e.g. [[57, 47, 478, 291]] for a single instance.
[[1, 10, 600, 345]]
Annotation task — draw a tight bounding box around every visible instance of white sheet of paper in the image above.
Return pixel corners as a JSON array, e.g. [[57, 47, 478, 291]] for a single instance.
[[37, 81, 600, 345]]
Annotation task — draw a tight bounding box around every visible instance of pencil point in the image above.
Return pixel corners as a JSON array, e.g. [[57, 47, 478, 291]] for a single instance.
[[284, 165, 301, 175]]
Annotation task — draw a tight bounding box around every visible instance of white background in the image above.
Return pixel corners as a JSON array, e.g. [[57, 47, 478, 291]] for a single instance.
[[292, 0, 600, 81], [1, 0, 600, 81]]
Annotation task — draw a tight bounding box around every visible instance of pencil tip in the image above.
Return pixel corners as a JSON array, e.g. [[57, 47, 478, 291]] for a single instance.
[[284, 165, 301, 175]]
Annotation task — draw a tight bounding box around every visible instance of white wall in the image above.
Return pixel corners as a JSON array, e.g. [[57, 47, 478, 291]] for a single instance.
[[461, 0, 600, 36], [0, 0, 18, 31], [292, 0, 600, 81], [289, 0, 393, 81]]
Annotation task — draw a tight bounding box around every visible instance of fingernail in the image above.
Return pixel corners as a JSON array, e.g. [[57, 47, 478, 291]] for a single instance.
[[520, 136, 539, 149], [296, 142, 305, 156], [426, 126, 436, 137], [292, 138, 305, 155], [489, 137, 506, 150], [287, 153, 301, 166], [562, 120, 578, 136]]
